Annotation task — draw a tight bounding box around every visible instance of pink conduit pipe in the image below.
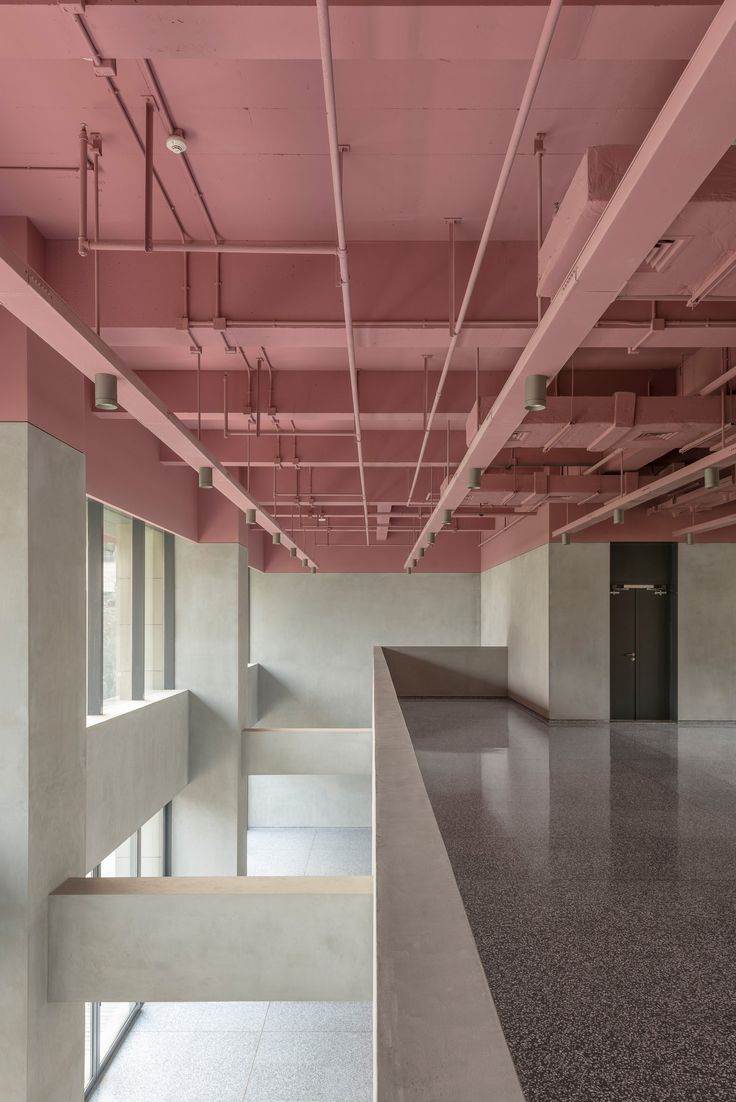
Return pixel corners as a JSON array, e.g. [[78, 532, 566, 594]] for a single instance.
[[406, 0, 565, 505], [316, 0, 371, 545], [86, 239, 337, 256]]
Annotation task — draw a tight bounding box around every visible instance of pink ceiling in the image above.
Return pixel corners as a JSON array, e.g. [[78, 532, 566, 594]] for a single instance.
[[1, 0, 736, 570]]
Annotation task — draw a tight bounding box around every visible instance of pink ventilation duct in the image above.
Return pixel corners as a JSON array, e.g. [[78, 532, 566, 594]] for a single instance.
[[405, 0, 736, 568]]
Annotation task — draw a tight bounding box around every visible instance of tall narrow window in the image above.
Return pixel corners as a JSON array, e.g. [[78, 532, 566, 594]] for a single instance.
[[144, 525, 165, 692], [102, 508, 133, 702]]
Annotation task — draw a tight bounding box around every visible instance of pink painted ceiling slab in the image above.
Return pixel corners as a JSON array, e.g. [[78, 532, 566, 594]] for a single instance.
[[1, 0, 735, 569]]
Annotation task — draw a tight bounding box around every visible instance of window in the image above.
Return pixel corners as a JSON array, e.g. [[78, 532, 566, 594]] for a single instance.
[[102, 508, 133, 703], [84, 804, 172, 1097], [87, 502, 174, 715], [145, 525, 165, 692]]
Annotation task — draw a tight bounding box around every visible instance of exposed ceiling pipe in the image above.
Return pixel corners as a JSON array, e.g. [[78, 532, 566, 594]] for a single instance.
[[85, 239, 337, 256], [316, 0, 371, 545], [0, 236, 318, 568], [404, 0, 736, 567], [554, 440, 736, 538], [405, 0, 565, 505]]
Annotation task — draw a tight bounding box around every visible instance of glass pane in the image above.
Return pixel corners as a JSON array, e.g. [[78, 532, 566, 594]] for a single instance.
[[99, 832, 138, 878], [140, 808, 164, 877], [99, 1002, 136, 1063], [102, 508, 133, 703], [144, 526, 165, 693], [84, 1002, 92, 1085]]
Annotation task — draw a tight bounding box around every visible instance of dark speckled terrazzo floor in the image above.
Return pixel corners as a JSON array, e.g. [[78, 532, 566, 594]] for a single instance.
[[400, 699, 736, 1102]]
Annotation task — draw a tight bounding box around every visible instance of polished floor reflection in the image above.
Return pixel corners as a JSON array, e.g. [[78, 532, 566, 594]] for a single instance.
[[401, 699, 736, 1102]]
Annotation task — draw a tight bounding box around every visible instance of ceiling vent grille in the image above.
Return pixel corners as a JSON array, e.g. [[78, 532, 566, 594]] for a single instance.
[[636, 430, 676, 441], [639, 237, 690, 273]]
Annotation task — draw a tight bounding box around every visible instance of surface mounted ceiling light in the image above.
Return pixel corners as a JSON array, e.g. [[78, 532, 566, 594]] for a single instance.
[[561, 532, 571, 546], [245, 509, 256, 526], [94, 372, 118, 411], [289, 546, 296, 557], [302, 557, 309, 567], [428, 532, 436, 544], [524, 374, 547, 412], [272, 532, 281, 545], [704, 467, 720, 490], [468, 468, 482, 490], [442, 509, 452, 526], [406, 567, 412, 575], [166, 129, 187, 155], [613, 507, 625, 525], [311, 566, 317, 574], [687, 532, 695, 545], [419, 547, 425, 558], [412, 558, 418, 568], [198, 466, 213, 489]]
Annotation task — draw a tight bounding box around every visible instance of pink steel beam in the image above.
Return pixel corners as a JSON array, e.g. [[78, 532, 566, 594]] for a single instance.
[[316, 0, 370, 545], [700, 361, 736, 394], [0, 236, 317, 568], [672, 510, 736, 536], [405, 0, 736, 567], [405, 0, 565, 505], [553, 441, 736, 538]]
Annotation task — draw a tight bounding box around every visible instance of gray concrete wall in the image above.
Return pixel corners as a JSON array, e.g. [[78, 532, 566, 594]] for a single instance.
[[250, 572, 480, 727], [173, 541, 249, 875], [48, 876, 373, 1003], [0, 424, 86, 1102], [244, 728, 371, 775], [679, 543, 736, 721], [247, 775, 372, 828], [481, 545, 550, 717], [86, 691, 189, 871], [383, 645, 507, 697], [549, 543, 610, 721]]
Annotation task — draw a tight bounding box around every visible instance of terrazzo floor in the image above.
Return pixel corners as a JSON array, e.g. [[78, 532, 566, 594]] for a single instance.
[[91, 828, 372, 1102], [401, 698, 736, 1102]]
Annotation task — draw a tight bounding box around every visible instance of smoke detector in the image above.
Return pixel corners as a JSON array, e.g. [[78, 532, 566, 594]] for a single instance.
[[166, 129, 187, 155]]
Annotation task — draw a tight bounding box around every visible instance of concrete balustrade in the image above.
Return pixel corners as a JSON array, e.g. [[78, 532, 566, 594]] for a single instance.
[[86, 690, 189, 871], [373, 646, 524, 1101], [48, 875, 373, 1004]]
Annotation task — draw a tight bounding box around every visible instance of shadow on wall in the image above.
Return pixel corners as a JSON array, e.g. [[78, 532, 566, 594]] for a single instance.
[[383, 647, 508, 698]]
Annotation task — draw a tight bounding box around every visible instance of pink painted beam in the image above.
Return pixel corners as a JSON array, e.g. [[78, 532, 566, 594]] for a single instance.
[[0, 234, 317, 566], [553, 441, 736, 537], [405, 0, 736, 566], [672, 510, 736, 536]]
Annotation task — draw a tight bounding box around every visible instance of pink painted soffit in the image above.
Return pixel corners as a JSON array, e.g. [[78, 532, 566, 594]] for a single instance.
[[0, 234, 317, 567], [404, 0, 736, 568]]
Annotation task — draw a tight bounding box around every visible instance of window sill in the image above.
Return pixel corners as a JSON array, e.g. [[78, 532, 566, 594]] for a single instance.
[[87, 689, 187, 727]]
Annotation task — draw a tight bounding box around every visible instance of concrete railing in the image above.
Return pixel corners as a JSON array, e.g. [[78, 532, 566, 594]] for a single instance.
[[86, 690, 189, 871], [373, 647, 524, 1101], [49, 875, 373, 1003]]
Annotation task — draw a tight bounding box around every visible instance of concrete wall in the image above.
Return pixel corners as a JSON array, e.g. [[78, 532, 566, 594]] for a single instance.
[[0, 424, 86, 1102], [549, 543, 610, 721], [248, 775, 372, 828], [86, 691, 189, 871], [383, 646, 507, 697], [49, 876, 373, 1003], [679, 543, 736, 721], [481, 545, 550, 717], [250, 572, 480, 727], [244, 728, 371, 775], [173, 541, 249, 875]]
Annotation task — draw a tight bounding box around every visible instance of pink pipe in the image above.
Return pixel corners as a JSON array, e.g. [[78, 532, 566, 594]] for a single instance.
[[316, 0, 371, 545], [78, 125, 88, 257], [405, 0, 565, 504], [86, 239, 337, 256]]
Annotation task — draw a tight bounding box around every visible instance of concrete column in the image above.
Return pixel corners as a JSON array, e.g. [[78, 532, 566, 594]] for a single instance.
[[0, 423, 87, 1102], [678, 543, 736, 720], [173, 541, 249, 875]]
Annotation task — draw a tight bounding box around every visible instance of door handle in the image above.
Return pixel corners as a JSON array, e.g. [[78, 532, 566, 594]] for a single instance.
[[623, 651, 636, 662]]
